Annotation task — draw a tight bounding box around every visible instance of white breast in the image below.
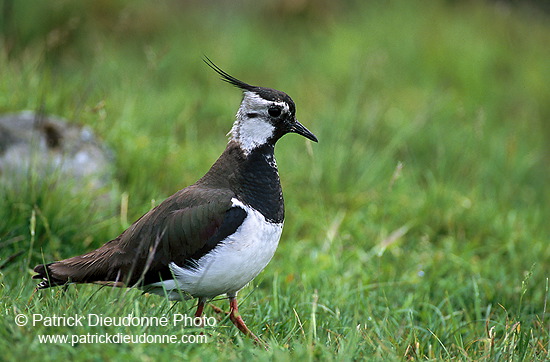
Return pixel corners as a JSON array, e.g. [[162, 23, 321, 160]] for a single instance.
[[145, 198, 283, 300]]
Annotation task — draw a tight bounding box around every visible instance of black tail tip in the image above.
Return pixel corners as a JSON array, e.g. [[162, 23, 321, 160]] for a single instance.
[[32, 263, 62, 289], [33, 263, 46, 275]]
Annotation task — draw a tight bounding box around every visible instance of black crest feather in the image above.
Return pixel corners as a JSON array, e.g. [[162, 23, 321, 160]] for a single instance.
[[203, 56, 255, 92], [203, 56, 296, 115]]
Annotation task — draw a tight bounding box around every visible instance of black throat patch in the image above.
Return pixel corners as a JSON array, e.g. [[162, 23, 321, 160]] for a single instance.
[[198, 141, 285, 224], [238, 143, 284, 223]]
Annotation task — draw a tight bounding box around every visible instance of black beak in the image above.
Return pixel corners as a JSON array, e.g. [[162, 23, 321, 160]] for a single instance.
[[290, 120, 318, 142]]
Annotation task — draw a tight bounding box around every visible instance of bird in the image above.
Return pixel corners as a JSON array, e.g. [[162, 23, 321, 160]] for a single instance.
[[33, 58, 318, 342]]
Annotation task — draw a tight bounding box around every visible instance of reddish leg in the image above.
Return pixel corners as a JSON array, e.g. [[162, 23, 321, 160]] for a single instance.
[[228, 296, 260, 343], [194, 298, 206, 331], [195, 299, 205, 318]]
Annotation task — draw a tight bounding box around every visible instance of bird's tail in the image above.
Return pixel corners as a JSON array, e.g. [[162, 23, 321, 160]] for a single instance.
[[32, 245, 128, 289], [33, 262, 69, 289]]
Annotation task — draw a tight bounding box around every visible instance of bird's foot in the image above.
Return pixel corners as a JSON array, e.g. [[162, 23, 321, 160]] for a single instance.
[[228, 297, 268, 349]]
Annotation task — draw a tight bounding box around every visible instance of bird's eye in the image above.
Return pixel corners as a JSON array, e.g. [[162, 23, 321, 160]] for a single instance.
[[268, 106, 282, 118]]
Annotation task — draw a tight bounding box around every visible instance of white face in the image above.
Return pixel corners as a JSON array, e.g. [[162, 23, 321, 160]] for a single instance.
[[230, 92, 290, 154]]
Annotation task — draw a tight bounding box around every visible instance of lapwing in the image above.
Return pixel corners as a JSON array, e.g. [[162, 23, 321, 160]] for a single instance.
[[33, 58, 318, 342]]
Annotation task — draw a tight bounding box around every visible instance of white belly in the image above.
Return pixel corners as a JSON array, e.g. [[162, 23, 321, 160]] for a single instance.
[[146, 198, 283, 300]]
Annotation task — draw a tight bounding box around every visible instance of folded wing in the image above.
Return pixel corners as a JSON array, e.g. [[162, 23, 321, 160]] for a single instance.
[[33, 185, 246, 288]]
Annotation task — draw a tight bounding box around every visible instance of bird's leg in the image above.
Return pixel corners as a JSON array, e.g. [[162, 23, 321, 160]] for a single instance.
[[195, 298, 205, 318], [194, 298, 206, 331], [228, 295, 261, 343]]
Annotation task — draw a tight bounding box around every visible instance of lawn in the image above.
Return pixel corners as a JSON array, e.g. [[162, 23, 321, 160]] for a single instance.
[[1, 0, 549, 360]]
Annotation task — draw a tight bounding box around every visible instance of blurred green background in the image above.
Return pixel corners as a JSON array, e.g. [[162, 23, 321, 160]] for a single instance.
[[1, 0, 549, 360]]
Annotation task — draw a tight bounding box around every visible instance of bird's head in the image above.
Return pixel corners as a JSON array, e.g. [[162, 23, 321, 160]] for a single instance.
[[204, 58, 318, 154]]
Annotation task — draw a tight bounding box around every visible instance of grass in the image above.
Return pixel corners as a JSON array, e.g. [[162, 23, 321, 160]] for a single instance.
[[1, 0, 549, 360]]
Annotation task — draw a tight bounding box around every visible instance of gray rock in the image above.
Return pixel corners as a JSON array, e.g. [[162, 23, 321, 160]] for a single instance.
[[0, 111, 115, 192]]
